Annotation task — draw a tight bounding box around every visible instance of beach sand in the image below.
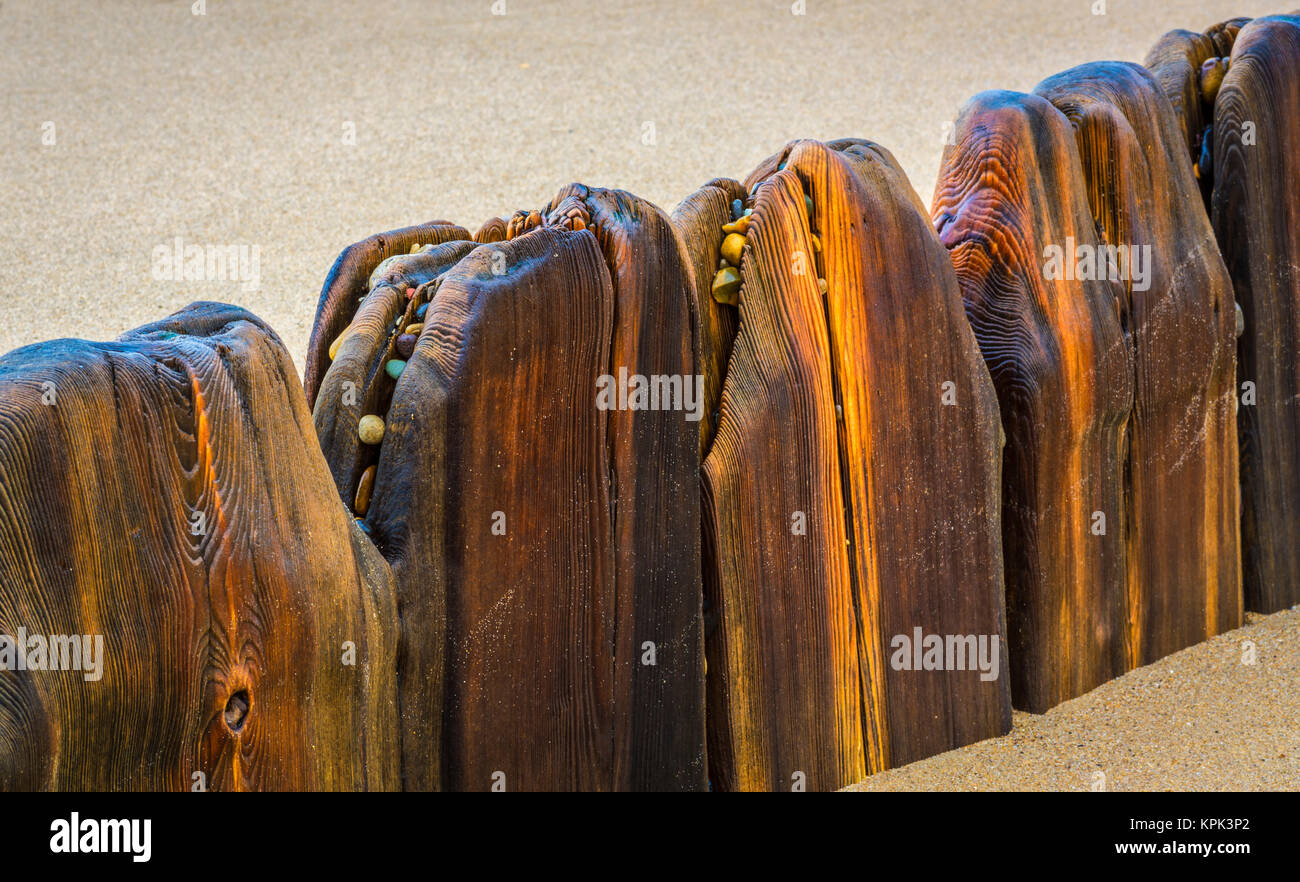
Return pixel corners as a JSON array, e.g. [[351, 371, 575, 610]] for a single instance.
[[847, 608, 1300, 791], [0, 0, 1282, 365], [2, 0, 1295, 790]]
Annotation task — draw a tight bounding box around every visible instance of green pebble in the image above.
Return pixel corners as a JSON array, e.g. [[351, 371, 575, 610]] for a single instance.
[[385, 359, 406, 379], [805, 194, 814, 215]]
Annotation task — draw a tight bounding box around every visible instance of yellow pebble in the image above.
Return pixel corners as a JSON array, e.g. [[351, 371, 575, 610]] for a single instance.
[[712, 267, 742, 306], [358, 415, 385, 445], [818, 278, 828, 295], [812, 234, 821, 252], [721, 215, 751, 236], [404, 323, 424, 336], [329, 330, 349, 360], [410, 242, 422, 254], [720, 232, 746, 267]]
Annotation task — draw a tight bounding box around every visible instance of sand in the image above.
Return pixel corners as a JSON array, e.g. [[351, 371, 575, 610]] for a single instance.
[[847, 609, 1300, 791], [0, 0, 1282, 366], [2, 0, 1295, 790]]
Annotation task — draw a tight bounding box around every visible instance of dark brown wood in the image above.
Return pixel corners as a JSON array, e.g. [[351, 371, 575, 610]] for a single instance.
[[934, 93, 1135, 713], [561, 185, 706, 791], [1034, 62, 1241, 665], [313, 240, 477, 506], [703, 139, 1010, 791], [310, 187, 706, 790], [303, 221, 470, 407], [671, 177, 746, 459], [0, 303, 400, 791], [1145, 18, 1250, 160], [369, 228, 617, 791], [1211, 15, 1300, 612]]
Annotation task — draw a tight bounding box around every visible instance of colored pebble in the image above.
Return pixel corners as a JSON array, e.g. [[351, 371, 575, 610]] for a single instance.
[[405, 322, 424, 335], [818, 278, 828, 295], [358, 415, 385, 445], [722, 215, 751, 235], [743, 208, 752, 216], [805, 194, 814, 216], [720, 232, 746, 267], [354, 465, 377, 516], [396, 333, 418, 359], [711, 267, 742, 306], [1199, 126, 1214, 179], [415, 301, 429, 320], [731, 198, 743, 220], [385, 359, 406, 380], [355, 518, 371, 535]]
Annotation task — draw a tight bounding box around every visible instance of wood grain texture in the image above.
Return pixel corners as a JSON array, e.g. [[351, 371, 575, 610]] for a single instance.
[[369, 228, 617, 791], [1212, 15, 1300, 612], [671, 177, 746, 459], [704, 139, 1009, 791], [702, 163, 865, 792], [1145, 18, 1249, 160], [1035, 62, 1242, 666], [310, 187, 706, 790], [303, 221, 470, 407], [0, 302, 399, 791], [546, 184, 707, 791], [313, 240, 477, 506], [808, 139, 1009, 768], [934, 93, 1135, 713]]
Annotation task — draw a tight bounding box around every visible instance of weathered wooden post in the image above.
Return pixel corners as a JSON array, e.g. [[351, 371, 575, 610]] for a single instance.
[[310, 187, 706, 790], [1150, 15, 1300, 613], [0, 303, 400, 791], [934, 94, 1135, 712], [699, 139, 1010, 790], [1208, 15, 1300, 613], [1034, 61, 1241, 666]]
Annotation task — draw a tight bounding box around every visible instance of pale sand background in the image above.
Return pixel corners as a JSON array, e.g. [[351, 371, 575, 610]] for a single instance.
[[2, 0, 1296, 789], [849, 609, 1300, 791]]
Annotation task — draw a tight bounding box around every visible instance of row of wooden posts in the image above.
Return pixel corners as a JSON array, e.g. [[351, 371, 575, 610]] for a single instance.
[[0, 14, 1296, 791]]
